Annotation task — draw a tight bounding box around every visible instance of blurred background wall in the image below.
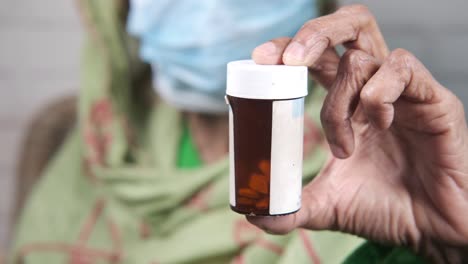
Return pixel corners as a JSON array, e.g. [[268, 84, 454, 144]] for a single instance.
[[0, 0, 466, 254]]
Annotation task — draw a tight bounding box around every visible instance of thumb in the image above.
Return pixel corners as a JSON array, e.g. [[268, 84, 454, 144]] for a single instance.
[[247, 159, 337, 234]]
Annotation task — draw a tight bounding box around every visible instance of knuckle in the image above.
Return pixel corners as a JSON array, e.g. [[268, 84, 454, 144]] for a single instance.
[[388, 48, 415, 66], [387, 48, 417, 84], [341, 49, 370, 69], [342, 49, 366, 64], [339, 50, 379, 76], [302, 17, 325, 31], [299, 19, 328, 44], [352, 4, 371, 14], [301, 19, 315, 30], [337, 4, 378, 35], [337, 4, 374, 20], [360, 89, 380, 108], [391, 48, 411, 57]]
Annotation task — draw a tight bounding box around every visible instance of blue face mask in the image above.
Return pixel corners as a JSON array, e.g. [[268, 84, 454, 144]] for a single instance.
[[128, 0, 316, 113]]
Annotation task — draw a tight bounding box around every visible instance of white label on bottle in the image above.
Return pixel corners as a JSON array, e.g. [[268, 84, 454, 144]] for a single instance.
[[269, 98, 304, 215], [229, 104, 236, 206]]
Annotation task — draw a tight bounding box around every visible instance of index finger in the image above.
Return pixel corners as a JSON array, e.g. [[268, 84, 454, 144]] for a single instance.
[[283, 4, 389, 66]]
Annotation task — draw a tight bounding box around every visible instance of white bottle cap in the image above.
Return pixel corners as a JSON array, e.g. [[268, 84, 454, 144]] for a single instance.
[[226, 60, 308, 100]]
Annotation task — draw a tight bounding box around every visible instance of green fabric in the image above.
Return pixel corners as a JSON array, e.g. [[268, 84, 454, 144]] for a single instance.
[[343, 242, 426, 264], [177, 125, 203, 169], [11, 0, 423, 263]]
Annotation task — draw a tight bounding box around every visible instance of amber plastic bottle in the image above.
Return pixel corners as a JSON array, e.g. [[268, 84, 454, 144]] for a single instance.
[[226, 60, 307, 216]]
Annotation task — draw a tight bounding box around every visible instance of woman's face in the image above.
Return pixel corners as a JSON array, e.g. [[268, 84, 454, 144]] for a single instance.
[[127, 0, 316, 113]]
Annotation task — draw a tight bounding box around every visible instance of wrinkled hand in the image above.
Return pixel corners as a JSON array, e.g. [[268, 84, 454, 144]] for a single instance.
[[248, 5, 468, 263]]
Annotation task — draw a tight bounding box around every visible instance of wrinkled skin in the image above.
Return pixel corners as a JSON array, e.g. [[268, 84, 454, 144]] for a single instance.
[[247, 5, 468, 263]]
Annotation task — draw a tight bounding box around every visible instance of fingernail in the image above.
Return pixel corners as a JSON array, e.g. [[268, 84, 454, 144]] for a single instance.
[[255, 42, 277, 55], [284, 42, 306, 62], [330, 144, 348, 159]]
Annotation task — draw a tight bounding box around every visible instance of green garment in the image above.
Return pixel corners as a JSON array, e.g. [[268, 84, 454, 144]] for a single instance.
[[343, 242, 425, 264], [177, 125, 202, 169], [11, 0, 425, 263]]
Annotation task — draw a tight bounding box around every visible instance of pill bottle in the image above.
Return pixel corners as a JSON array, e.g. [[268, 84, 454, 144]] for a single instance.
[[226, 60, 308, 216]]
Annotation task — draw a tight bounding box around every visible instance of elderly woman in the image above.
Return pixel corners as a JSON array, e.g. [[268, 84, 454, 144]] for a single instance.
[[11, 0, 467, 263]]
